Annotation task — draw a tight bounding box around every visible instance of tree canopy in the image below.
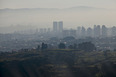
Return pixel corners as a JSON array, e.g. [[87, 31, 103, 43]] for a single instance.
[[58, 43, 66, 49], [78, 42, 96, 51]]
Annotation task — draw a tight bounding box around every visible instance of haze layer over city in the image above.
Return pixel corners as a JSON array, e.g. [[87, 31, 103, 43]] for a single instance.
[[0, 0, 116, 33]]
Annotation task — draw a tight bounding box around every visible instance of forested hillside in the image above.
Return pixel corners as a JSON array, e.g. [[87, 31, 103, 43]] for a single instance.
[[0, 50, 116, 77]]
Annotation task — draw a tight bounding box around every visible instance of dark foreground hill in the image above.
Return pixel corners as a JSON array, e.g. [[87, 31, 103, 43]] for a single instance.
[[0, 50, 116, 77]]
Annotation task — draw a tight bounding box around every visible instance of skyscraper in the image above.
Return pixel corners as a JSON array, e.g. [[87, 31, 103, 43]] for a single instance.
[[58, 21, 63, 32], [53, 21, 63, 37], [111, 26, 116, 36], [81, 26, 86, 38], [94, 25, 97, 37], [44, 28, 47, 33], [102, 25, 107, 37], [63, 30, 70, 37], [53, 21, 58, 32], [87, 27, 93, 37], [53, 21, 63, 33], [70, 29, 76, 37], [77, 26, 81, 38], [94, 25, 101, 37], [39, 28, 44, 34]]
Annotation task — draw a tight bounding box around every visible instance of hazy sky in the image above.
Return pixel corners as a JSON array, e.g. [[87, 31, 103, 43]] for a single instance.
[[0, 0, 116, 9], [0, 0, 116, 32]]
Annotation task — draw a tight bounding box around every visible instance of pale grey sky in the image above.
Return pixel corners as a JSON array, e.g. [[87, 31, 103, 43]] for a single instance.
[[0, 0, 116, 30], [0, 0, 116, 9]]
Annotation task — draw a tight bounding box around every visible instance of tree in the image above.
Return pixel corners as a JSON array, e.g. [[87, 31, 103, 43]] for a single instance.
[[68, 43, 77, 49], [41, 43, 48, 50], [78, 42, 96, 51], [68, 45, 73, 49], [114, 49, 116, 51], [36, 45, 40, 51], [73, 43, 77, 49], [58, 43, 66, 49], [63, 36, 75, 41]]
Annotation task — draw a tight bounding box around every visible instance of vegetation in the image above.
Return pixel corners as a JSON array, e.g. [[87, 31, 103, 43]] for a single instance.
[[41, 43, 48, 50], [68, 43, 77, 49], [0, 49, 116, 77], [58, 43, 66, 49], [78, 42, 96, 51]]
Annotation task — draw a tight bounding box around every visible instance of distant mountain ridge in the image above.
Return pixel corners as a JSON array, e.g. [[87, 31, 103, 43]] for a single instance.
[[0, 6, 108, 11], [67, 6, 106, 10]]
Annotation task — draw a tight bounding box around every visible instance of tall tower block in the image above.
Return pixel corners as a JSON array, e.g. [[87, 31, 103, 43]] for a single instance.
[[58, 21, 63, 32], [53, 21, 58, 32]]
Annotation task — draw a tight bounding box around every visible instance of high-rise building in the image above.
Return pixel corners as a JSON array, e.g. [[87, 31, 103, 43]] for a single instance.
[[53, 21, 58, 32], [94, 25, 101, 37], [102, 25, 107, 37], [53, 21, 63, 37], [87, 27, 93, 37], [81, 26, 86, 38], [77, 26, 81, 38], [63, 30, 70, 37], [94, 25, 97, 37], [44, 28, 47, 33], [53, 21, 63, 33], [111, 26, 116, 36], [70, 29, 76, 37], [58, 21, 63, 32], [39, 28, 44, 34], [97, 25, 101, 37], [47, 28, 51, 33]]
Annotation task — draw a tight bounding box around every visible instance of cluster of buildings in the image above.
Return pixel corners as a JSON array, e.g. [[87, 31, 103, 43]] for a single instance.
[[1, 21, 116, 52], [38, 21, 116, 38], [38, 21, 63, 37], [76, 25, 109, 38]]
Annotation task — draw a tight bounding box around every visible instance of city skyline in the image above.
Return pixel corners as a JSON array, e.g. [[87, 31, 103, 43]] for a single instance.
[[0, 21, 116, 34], [12, 21, 116, 38]]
